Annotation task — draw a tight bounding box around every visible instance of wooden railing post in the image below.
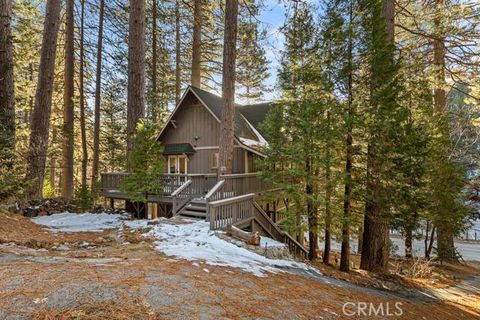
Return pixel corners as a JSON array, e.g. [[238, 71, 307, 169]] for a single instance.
[[172, 197, 177, 216]]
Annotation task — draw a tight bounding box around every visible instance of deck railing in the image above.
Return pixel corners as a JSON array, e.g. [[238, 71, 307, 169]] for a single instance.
[[102, 172, 272, 199], [207, 173, 273, 202], [207, 193, 308, 259], [100, 172, 189, 196], [208, 193, 256, 229], [171, 174, 217, 215]]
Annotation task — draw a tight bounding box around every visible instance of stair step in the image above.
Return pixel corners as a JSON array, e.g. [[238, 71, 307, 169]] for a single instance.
[[186, 205, 206, 211], [180, 210, 207, 218], [190, 198, 206, 204]]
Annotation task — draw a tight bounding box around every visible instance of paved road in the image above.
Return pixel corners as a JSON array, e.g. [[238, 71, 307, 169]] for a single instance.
[[321, 237, 480, 261], [390, 236, 480, 261]]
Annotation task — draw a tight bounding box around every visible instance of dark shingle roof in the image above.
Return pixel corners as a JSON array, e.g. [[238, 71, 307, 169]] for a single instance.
[[189, 86, 271, 141], [163, 143, 196, 155], [237, 103, 272, 137]]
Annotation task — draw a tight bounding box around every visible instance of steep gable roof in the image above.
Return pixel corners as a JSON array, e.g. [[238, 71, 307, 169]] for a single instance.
[[237, 103, 272, 137], [159, 86, 271, 156]]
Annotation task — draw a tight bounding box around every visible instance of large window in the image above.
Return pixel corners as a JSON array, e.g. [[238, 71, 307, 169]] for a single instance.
[[167, 155, 188, 174]]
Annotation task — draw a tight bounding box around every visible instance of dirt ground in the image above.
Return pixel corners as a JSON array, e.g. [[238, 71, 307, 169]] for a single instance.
[[0, 210, 479, 320]]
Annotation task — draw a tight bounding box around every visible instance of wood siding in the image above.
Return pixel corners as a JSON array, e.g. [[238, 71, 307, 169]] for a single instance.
[[159, 92, 247, 174]]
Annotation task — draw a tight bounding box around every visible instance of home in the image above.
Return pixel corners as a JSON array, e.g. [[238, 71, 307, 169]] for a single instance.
[[100, 86, 308, 258]]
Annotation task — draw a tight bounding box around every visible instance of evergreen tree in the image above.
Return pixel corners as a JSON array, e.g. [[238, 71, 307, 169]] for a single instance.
[[121, 121, 164, 215], [236, 0, 270, 103], [359, 0, 400, 271], [261, 1, 333, 260]]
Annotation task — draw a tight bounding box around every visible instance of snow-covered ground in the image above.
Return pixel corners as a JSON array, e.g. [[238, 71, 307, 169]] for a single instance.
[[31, 212, 312, 277], [260, 235, 285, 248], [32, 212, 127, 232], [147, 220, 310, 276]]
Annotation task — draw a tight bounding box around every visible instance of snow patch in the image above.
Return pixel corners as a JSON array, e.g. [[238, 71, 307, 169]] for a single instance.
[[260, 236, 286, 248], [32, 212, 126, 232], [123, 219, 151, 229], [147, 220, 311, 276], [239, 113, 269, 149]]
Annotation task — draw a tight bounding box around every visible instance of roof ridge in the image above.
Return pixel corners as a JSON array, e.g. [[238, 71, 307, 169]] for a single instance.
[[190, 86, 274, 108]]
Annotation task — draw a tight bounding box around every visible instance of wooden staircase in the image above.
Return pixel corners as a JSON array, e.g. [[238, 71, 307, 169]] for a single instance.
[[169, 175, 308, 259], [179, 198, 207, 219], [207, 193, 309, 260]]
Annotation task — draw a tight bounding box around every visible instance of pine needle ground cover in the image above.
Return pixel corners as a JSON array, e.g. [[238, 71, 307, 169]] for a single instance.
[[0, 211, 477, 319]]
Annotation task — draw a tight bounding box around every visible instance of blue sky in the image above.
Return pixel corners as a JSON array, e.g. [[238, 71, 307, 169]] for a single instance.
[[257, 0, 288, 101]]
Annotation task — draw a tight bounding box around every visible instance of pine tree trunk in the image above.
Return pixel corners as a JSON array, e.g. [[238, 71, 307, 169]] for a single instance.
[[361, 144, 390, 271], [151, 0, 158, 120], [432, 0, 456, 262], [126, 0, 146, 165], [359, 0, 394, 273], [26, 0, 62, 199], [218, 0, 238, 175], [79, 0, 88, 191], [323, 112, 332, 264], [175, 0, 181, 104], [50, 104, 58, 192], [424, 220, 430, 258], [405, 228, 413, 259], [91, 0, 105, 188], [0, 0, 15, 156], [427, 226, 436, 259], [191, 0, 202, 87], [307, 161, 319, 261], [340, 16, 354, 270], [61, 0, 75, 200]]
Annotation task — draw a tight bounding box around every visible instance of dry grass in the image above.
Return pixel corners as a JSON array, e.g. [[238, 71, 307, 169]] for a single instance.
[[313, 250, 480, 293], [32, 302, 156, 320], [393, 257, 434, 278], [0, 211, 479, 319], [0, 208, 116, 249], [123, 227, 154, 244]]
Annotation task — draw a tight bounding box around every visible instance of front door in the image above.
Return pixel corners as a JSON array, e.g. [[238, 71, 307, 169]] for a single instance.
[[168, 155, 187, 175]]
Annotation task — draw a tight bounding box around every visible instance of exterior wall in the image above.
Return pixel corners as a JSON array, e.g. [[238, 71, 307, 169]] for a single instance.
[[159, 92, 247, 174], [161, 94, 219, 147]]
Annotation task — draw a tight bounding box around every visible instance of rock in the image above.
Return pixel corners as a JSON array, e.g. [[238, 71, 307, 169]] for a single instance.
[[247, 232, 260, 246], [21, 198, 86, 217], [56, 245, 70, 251]]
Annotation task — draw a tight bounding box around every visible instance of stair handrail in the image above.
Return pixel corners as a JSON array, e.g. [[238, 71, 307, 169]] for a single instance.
[[283, 232, 309, 259], [252, 202, 309, 259], [205, 180, 225, 201], [172, 179, 192, 216], [208, 193, 255, 207], [171, 179, 192, 197]]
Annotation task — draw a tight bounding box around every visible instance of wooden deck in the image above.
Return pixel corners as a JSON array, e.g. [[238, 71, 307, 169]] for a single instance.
[[100, 172, 308, 259], [100, 172, 270, 204]]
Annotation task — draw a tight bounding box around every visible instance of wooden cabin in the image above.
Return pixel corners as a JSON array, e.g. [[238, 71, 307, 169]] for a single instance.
[[157, 85, 269, 175], [100, 86, 308, 259]]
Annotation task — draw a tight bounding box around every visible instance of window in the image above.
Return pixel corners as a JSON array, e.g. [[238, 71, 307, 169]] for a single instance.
[[211, 152, 219, 169], [168, 155, 188, 174]]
